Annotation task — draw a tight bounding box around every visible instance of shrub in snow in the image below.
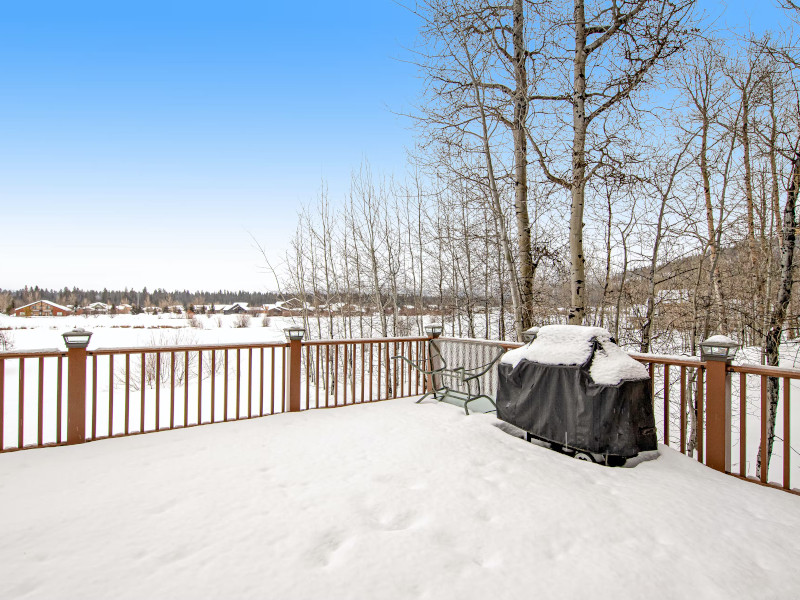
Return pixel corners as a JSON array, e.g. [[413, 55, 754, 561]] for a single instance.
[[0, 330, 13, 350]]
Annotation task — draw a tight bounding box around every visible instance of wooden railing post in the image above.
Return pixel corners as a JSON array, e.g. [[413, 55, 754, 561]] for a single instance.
[[705, 358, 732, 473], [288, 340, 302, 412], [67, 347, 88, 444], [63, 329, 93, 445], [284, 326, 305, 412]]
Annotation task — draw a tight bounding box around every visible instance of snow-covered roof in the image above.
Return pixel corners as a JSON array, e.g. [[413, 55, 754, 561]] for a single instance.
[[217, 302, 250, 311], [15, 300, 73, 312], [501, 324, 648, 385]]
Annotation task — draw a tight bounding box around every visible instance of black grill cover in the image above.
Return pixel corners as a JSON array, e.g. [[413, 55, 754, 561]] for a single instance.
[[496, 351, 657, 458]]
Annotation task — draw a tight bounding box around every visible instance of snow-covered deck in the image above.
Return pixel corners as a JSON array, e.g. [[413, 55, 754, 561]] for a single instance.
[[2, 397, 799, 599]]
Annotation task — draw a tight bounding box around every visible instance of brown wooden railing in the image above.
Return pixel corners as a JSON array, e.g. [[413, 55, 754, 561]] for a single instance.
[[0, 336, 427, 452], [0, 349, 67, 451], [1, 334, 797, 496]]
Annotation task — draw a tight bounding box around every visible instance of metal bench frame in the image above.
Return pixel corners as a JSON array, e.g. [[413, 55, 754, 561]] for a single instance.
[[393, 339, 504, 414]]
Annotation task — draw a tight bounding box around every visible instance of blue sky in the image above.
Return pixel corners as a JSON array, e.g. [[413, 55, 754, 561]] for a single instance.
[[0, 0, 789, 292]]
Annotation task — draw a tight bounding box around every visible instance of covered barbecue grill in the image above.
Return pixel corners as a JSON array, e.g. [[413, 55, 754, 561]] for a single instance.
[[496, 325, 657, 465]]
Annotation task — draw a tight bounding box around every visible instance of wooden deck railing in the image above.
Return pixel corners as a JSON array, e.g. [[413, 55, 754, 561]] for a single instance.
[[1, 333, 797, 496], [0, 336, 428, 452]]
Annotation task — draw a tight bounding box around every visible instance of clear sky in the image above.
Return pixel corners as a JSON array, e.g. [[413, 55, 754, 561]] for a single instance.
[[0, 0, 788, 293]]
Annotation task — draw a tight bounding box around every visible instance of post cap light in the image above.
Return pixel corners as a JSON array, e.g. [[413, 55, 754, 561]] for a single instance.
[[424, 323, 443, 338], [522, 327, 540, 343], [62, 328, 92, 349], [699, 335, 739, 362], [283, 326, 306, 342]]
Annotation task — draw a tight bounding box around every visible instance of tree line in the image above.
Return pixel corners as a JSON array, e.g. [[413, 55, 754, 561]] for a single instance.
[[0, 286, 281, 313]]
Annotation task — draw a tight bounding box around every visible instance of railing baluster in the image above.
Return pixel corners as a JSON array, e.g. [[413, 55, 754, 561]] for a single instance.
[[197, 350, 202, 424], [680, 366, 686, 454], [334, 344, 340, 407], [407, 340, 412, 397], [125, 354, 130, 435], [415, 340, 420, 395], [236, 349, 241, 419], [140, 352, 145, 432], [305, 346, 311, 410], [109, 354, 114, 436], [351, 344, 356, 402], [368, 343, 374, 402], [155, 352, 161, 431], [393, 341, 398, 398], [224, 349, 229, 421], [184, 350, 190, 427], [170, 352, 176, 430], [92, 355, 97, 439], [761, 374, 768, 484], [259, 347, 265, 416], [315, 345, 320, 409], [38, 357, 44, 446], [56, 356, 63, 444], [325, 344, 330, 408], [376, 342, 381, 401], [343, 344, 348, 405], [663, 364, 670, 446], [281, 346, 287, 412], [360, 343, 365, 404], [784, 376, 790, 490], [740, 372, 747, 477], [398, 341, 404, 396], [211, 349, 216, 423], [697, 368, 704, 463], [18, 358, 24, 448], [385, 343, 391, 399], [0, 358, 5, 449], [270, 347, 276, 414], [248, 348, 253, 418]]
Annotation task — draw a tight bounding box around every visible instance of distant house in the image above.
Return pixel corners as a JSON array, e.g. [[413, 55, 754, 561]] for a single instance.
[[80, 302, 111, 315], [116, 304, 132, 315], [280, 298, 304, 310], [266, 298, 307, 317], [14, 300, 72, 317], [221, 302, 249, 315]]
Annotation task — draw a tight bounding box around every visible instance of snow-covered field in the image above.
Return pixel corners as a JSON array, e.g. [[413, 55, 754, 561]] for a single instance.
[[1, 397, 798, 599], [0, 312, 293, 351]]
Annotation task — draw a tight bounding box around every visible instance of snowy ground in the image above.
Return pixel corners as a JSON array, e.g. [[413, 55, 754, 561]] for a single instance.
[[1, 397, 798, 599], [0, 312, 293, 350]]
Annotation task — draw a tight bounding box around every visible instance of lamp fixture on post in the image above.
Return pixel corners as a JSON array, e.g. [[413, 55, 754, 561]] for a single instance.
[[283, 326, 305, 413], [522, 327, 540, 344], [283, 326, 306, 342], [699, 335, 739, 363], [424, 323, 443, 339], [62, 328, 92, 349]]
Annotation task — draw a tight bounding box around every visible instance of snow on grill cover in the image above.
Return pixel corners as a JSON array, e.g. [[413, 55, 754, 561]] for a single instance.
[[497, 325, 657, 459]]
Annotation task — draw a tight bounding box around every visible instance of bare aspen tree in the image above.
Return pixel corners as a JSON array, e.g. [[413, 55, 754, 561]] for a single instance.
[[523, 0, 697, 324]]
